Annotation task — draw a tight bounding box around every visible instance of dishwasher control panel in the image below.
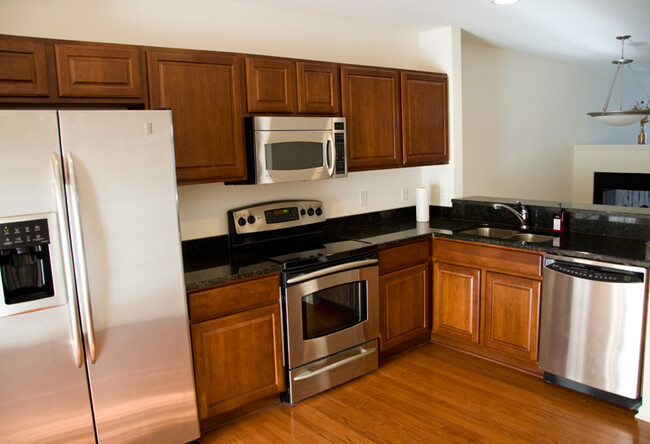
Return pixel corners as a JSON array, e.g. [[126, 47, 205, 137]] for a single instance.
[[545, 261, 643, 283]]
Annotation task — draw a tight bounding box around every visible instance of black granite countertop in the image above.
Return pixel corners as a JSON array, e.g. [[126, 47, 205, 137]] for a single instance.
[[183, 211, 650, 292]]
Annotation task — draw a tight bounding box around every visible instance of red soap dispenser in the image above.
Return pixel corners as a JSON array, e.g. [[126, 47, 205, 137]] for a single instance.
[[552, 203, 568, 235]]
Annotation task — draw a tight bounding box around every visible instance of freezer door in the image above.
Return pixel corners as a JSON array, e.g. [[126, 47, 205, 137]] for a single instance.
[[0, 111, 96, 443], [58, 110, 200, 443]]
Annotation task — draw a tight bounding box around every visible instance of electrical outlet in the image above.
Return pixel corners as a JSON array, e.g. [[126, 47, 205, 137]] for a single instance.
[[359, 191, 368, 206], [401, 186, 408, 201]]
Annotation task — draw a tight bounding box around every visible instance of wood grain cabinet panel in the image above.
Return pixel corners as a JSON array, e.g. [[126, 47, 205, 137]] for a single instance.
[[296, 61, 339, 114], [147, 49, 247, 184], [191, 303, 285, 420], [401, 71, 448, 166], [484, 272, 540, 362], [432, 261, 480, 345], [54, 43, 145, 98], [0, 36, 49, 97], [378, 239, 431, 359], [341, 66, 402, 171], [245, 56, 295, 113]]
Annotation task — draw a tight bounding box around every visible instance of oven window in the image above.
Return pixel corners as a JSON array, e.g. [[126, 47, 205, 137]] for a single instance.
[[301, 281, 367, 340], [265, 142, 323, 170]]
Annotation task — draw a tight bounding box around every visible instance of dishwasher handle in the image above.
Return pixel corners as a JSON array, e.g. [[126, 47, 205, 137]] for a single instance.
[[544, 258, 645, 284]]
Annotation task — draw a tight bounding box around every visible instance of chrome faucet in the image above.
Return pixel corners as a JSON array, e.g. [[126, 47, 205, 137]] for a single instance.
[[493, 201, 529, 230]]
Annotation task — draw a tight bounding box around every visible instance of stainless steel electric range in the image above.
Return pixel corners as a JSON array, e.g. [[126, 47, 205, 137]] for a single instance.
[[228, 200, 379, 403]]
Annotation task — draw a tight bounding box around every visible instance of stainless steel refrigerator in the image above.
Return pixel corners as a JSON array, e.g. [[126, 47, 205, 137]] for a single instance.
[[0, 110, 200, 443]]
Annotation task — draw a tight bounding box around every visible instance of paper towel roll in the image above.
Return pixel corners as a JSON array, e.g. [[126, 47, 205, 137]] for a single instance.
[[415, 187, 430, 222]]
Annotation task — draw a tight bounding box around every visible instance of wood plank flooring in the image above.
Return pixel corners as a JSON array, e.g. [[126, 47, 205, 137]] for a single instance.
[[201, 344, 650, 443]]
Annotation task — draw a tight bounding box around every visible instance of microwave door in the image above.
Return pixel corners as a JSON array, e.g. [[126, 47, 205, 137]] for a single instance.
[[254, 131, 330, 184]]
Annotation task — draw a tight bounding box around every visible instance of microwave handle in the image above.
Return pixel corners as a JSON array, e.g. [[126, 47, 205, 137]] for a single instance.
[[325, 135, 335, 177]]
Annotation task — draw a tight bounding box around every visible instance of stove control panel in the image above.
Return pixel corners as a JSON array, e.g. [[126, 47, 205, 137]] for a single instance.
[[229, 200, 325, 234]]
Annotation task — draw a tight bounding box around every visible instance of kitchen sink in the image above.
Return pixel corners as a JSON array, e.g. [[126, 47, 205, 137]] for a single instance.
[[458, 227, 519, 238], [458, 227, 558, 243], [506, 233, 557, 243]]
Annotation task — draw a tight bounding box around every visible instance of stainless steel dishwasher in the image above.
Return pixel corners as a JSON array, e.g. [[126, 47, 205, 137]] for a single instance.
[[539, 254, 648, 409]]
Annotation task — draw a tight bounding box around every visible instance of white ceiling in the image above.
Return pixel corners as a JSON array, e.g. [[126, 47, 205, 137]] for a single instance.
[[237, 0, 650, 70]]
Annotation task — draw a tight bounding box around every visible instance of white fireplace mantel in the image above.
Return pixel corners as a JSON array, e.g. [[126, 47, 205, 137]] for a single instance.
[[572, 145, 650, 204]]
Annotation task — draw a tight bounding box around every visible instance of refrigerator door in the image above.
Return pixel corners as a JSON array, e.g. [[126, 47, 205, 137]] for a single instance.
[[0, 111, 96, 443], [58, 110, 200, 443]]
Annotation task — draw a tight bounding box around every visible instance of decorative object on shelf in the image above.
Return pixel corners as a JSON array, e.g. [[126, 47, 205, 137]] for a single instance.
[[639, 117, 647, 145], [587, 35, 650, 128]]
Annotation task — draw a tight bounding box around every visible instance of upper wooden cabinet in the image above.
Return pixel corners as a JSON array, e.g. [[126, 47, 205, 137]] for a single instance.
[[341, 66, 402, 171], [147, 49, 247, 184], [54, 42, 145, 99], [0, 36, 49, 97], [244, 56, 340, 115], [296, 61, 339, 114], [401, 71, 448, 166], [0, 34, 146, 103], [245, 56, 295, 113]]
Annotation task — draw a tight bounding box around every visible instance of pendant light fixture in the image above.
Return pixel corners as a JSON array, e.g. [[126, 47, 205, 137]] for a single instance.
[[587, 35, 650, 127]]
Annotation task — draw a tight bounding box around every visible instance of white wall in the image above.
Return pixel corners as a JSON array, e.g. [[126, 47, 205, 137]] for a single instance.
[[461, 41, 643, 203]]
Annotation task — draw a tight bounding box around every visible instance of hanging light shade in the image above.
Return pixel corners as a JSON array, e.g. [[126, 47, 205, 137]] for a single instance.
[[587, 35, 650, 127]]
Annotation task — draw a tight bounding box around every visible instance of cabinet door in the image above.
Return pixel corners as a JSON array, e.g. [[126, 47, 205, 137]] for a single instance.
[[401, 71, 448, 166], [191, 304, 285, 420], [341, 66, 402, 171], [54, 43, 145, 98], [0, 36, 49, 97], [484, 272, 540, 363], [432, 262, 480, 345], [148, 50, 247, 184], [245, 56, 295, 113], [296, 61, 339, 114], [380, 263, 430, 356]]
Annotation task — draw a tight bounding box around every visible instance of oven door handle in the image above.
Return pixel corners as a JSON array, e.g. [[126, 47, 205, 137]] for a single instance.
[[286, 258, 378, 285]]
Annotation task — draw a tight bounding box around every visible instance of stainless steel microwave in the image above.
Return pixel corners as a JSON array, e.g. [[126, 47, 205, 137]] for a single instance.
[[232, 116, 347, 185]]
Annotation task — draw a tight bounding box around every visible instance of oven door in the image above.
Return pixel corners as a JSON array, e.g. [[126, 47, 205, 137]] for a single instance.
[[253, 130, 335, 184], [284, 261, 379, 370]]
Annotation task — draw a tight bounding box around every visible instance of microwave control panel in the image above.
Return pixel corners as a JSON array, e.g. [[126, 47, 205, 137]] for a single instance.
[[334, 120, 346, 176]]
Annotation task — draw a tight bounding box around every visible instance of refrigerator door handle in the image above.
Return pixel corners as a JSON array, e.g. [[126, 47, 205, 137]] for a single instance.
[[65, 152, 97, 364], [52, 153, 84, 369]]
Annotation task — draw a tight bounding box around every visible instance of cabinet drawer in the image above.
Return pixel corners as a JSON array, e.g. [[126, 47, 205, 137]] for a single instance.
[[379, 239, 429, 274], [188, 273, 280, 322], [432, 238, 542, 278]]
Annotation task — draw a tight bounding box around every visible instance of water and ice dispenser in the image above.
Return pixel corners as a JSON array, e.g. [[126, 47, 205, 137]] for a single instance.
[[0, 215, 65, 317]]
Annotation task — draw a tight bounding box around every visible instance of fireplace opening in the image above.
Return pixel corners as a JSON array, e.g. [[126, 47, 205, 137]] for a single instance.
[[593, 172, 650, 208]]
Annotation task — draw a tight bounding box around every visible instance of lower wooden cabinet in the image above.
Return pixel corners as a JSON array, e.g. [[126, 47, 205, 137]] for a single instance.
[[431, 238, 543, 373], [187, 273, 284, 430], [378, 239, 431, 360]]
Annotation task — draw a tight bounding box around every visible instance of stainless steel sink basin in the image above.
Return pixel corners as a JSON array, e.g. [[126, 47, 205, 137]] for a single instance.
[[459, 226, 558, 243], [505, 233, 557, 243], [458, 227, 519, 238]]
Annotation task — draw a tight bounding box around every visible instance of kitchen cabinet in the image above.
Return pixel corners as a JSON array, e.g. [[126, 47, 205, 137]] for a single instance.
[[0, 34, 146, 104], [401, 71, 448, 166], [188, 273, 284, 431], [341, 66, 449, 171], [378, 239, 431, 360], [0, 35, 49, 97], [431, 238, 543, 373], [341, 65, 402, 171], [147, 49, 247, 184], [244, 56, 340, 115]]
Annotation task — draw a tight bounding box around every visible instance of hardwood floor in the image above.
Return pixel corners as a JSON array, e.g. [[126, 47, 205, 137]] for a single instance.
[[201, 344, 650, 443]]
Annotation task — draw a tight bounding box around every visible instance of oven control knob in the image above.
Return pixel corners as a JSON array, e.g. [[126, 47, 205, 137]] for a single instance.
[[247, 215, 256, 224], [307, 208, 315, 216], [300, 209, 306, 216], [315, 207, 323, 216], [237, 217, 246, 226]]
